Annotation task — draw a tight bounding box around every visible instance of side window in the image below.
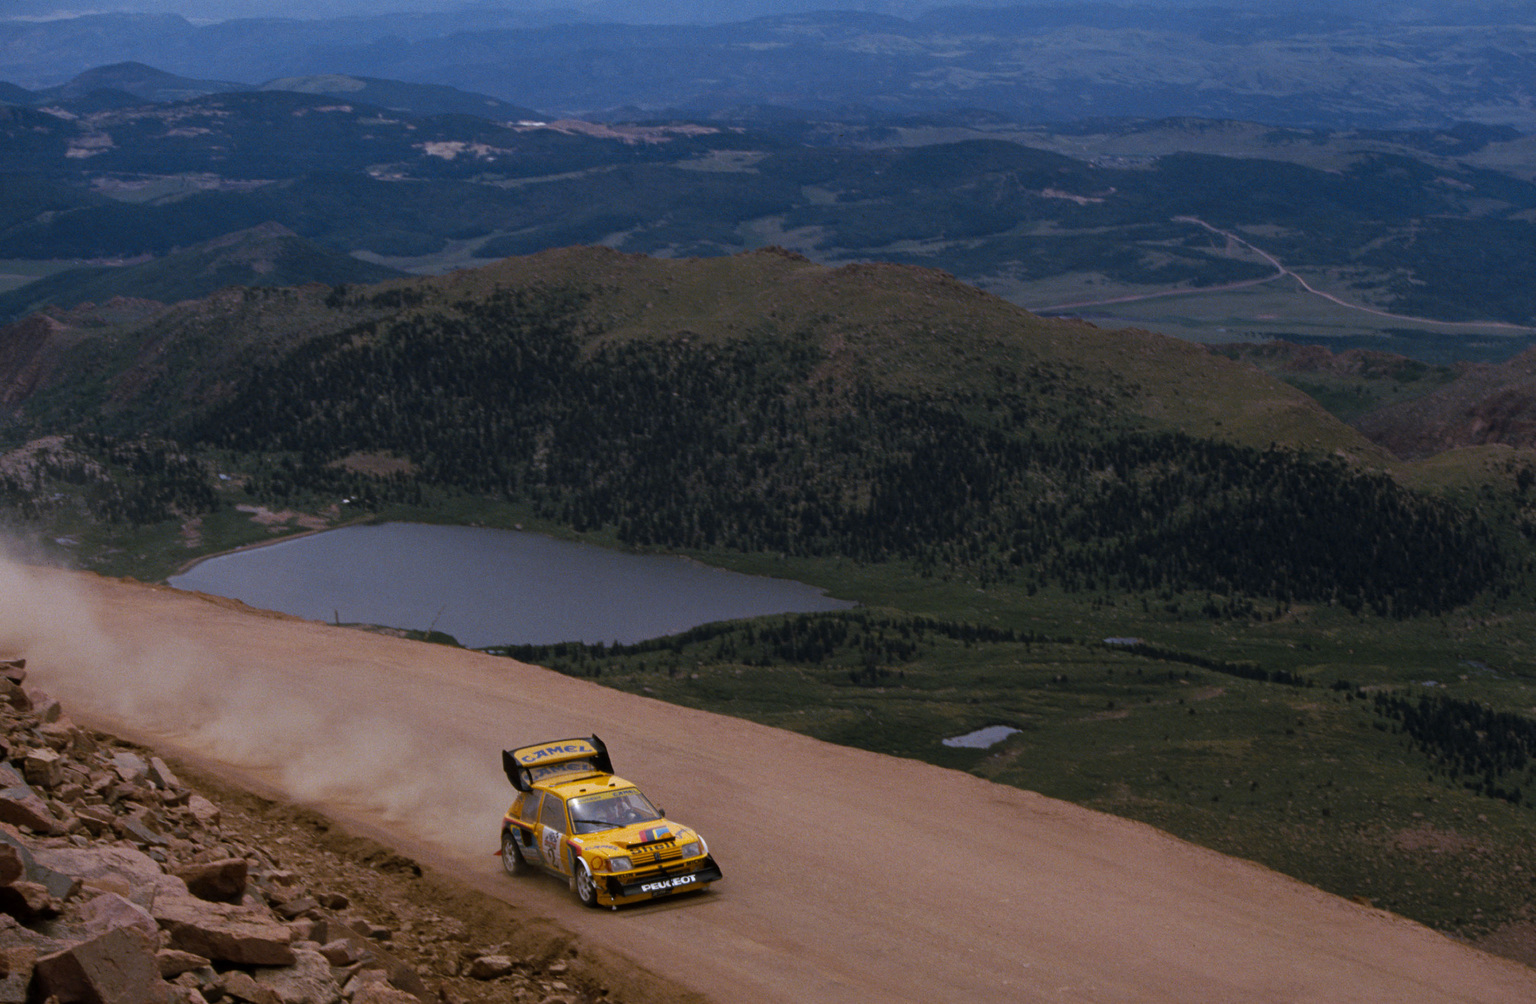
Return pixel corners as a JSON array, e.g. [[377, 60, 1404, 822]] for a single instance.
[[539, 793, 567, 832], [519, 793, 541, 825]]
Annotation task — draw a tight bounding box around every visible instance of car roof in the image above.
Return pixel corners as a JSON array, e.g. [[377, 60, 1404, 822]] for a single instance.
[[534, 772, 640, 798]]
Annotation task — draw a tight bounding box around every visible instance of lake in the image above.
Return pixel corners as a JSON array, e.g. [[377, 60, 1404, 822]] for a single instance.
[[168, 522, 855, 648]]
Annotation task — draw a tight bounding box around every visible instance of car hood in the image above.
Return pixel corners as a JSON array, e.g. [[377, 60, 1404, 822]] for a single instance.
[[579, 820, 699, 855], [614, 820, 696, 848]]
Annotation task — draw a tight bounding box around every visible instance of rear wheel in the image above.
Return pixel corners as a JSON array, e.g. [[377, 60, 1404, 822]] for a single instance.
[[501, 829, 527, 876], [573, 856, 599, 907]]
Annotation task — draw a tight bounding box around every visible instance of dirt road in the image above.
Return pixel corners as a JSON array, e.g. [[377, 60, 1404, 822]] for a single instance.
[[5, 563, 1535, 1003], [1034, 216, 1536, 335]]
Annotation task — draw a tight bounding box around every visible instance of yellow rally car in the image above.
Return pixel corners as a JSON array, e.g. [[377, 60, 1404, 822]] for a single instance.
[[498, 735, 723, 909]]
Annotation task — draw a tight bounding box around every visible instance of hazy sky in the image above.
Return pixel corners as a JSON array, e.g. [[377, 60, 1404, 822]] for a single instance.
[[4, 0, 1306, 22]]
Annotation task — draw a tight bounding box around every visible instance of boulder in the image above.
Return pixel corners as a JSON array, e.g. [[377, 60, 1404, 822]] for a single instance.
[[274, 895, 319, 919], [0, 880, 62, 920], [352, 984, 424, 1004], [152, 895, 296, 966], [0, 680, 28, 713], [33, 925, 168, 1004], [47, 803, 79, 837], [0, 944, 34, 1004], [40, 718, 93, 757], [186, 795, 221, 829], [253, 945, 343, 1004], [28, 690, 62, 724], [80, 890, 159, 940], [317, 938, 362, 966], [111, 751, 150, 785], [148, 757, 183, 792], [23, 748, 62, 788], [174, 857, 248, 903], [0, 846, 21, 888], [156, 947, 211, 978], [29, 843, 185, 906], [468, 954, 514, 980], [0, 833, 79, 901], [324, 922, 429, 1000], [0, 911, 68, 956], [219, 969, 280, 1004], [118, 807, 172, 847], [0, 766, 58, 834], [72, 804, 116, 837], [343, 969, 397, 995]]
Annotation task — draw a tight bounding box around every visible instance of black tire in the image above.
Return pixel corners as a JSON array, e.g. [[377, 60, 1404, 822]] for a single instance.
[[572, 856, 599, 907], [501, 829, 527, 877]]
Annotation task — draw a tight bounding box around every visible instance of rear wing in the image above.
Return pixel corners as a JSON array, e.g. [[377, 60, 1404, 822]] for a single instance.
[[502, 734, 613, 792]]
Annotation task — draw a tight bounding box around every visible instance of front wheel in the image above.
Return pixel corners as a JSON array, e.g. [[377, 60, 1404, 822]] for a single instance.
[[572, 856, 599, 907], [501, 829, 528, 876]]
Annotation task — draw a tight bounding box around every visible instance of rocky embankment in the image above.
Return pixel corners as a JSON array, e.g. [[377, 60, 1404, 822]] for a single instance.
[[0, 656, 630, 1004]]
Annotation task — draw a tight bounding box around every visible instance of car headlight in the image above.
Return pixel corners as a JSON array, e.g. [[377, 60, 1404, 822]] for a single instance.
[[606, 855, 632, 872], [678, 841, 702, 859]]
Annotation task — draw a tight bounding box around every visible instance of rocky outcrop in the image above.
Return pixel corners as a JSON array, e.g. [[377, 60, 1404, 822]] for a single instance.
[[1353, 349, 1536, 458], [0, 656, 599, 1004]]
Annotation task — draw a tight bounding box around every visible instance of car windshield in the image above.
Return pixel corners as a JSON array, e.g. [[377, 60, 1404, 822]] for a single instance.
[[568, 788, 662, 833]]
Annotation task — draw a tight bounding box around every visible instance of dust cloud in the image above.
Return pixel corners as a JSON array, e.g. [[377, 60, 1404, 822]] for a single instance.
[[0, 544, 509, 858]]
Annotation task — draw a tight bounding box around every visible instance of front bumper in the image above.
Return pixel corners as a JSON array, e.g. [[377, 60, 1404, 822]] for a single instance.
[[607, 854, 723, 901]]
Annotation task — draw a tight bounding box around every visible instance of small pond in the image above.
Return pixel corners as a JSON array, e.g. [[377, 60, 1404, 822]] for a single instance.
[[942, 725, 1021, 749]]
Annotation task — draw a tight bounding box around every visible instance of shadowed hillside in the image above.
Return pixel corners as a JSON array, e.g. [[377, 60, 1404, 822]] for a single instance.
[[0, 246, 1510, 617]]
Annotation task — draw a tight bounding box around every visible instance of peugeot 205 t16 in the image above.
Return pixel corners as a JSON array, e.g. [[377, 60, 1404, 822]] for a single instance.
[[498, 735, 723, 909]]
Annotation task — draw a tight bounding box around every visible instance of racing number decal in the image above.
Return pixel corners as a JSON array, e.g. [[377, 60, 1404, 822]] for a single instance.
[[540, 826, 562, 869], [536, 793, 569, 871]]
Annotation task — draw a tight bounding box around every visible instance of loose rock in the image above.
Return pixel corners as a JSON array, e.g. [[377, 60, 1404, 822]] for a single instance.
[[0, 662, 606, 1004], [33, 925, 167, 1004], [175, 857, 248, 903]]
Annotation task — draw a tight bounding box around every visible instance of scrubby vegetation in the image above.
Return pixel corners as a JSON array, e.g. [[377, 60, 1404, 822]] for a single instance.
[[0, 435, 217, 526]]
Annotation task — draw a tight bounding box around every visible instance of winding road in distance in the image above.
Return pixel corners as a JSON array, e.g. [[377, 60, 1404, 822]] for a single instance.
[[1035, 216, 1536, 334], [10, 565, 1536, 1004]]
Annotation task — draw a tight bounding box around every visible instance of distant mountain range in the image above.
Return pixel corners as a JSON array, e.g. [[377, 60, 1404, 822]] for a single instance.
[[5, 1, 1530, 28], [2, 62, 545, 120], [1, 64, 1533, 345], [3, 3, 1536, 129]]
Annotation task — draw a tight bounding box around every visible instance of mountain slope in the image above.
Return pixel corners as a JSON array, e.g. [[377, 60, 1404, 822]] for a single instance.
[[6, 246, 1507, 617], [34, 60, 245, 104], [0, 222, 404, 322], [1356, 349, 1536, 458]]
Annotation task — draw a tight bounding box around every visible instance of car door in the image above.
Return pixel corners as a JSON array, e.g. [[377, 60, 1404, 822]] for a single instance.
[[537, 790, 570, 876], [512, 790, 542, 861]]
